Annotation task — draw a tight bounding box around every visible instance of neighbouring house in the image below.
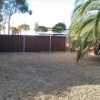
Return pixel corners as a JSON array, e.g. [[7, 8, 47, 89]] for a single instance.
[[46, 27, 52, 31]]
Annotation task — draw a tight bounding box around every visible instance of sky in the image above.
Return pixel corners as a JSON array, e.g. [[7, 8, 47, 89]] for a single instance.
[[11, 0, 75, 30]]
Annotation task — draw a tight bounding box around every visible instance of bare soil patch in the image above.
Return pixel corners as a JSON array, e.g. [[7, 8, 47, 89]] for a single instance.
[[0, 52, 100, 100]]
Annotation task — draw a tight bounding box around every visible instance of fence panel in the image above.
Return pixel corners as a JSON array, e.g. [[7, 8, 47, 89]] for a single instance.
[[25, 36, 50, 52], [51, 36, 67, 51], [0, 35, 23, 52]]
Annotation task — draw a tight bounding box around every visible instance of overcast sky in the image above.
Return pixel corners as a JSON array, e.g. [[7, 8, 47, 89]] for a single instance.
[[11, 0, 75, 29]]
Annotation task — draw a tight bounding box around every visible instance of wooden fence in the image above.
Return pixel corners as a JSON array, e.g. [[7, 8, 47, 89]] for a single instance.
[[0, 35, 67, 52]]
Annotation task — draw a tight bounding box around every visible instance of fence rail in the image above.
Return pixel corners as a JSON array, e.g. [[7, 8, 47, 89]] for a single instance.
[[0, 35, 67, 52]]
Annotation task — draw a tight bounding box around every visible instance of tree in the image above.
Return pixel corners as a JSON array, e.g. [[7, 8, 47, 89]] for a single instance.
[[34, 26, 48, 33], [68, 0, 100, 62], [0, 0, 4, 9], [0, 14, 3, 22], [34, 26, 40, 33], [0, 0, 32, 35], [52, 22, 66, 34], [10, 27, 19, 34], [0, 24, 4, 34], [18, 23, 30, 34]]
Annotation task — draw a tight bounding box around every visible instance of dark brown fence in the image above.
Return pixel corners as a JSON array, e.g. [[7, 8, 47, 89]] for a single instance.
[[51, 36, 66, 51], [25, 36, 50, 52], [0, 35, 67, 52], [0, 35, 23, 52]]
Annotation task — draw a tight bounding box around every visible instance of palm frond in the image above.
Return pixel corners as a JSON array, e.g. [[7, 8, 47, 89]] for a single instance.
[[72, 1, 91, 21], [93, 10, 100, 39], [83, 1, 100, 15], [77, 31, 92, 63], [69, 0, 100, 62]]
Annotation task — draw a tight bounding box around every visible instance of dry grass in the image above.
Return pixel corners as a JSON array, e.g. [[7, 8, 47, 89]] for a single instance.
[[0, 52, 100, 100]]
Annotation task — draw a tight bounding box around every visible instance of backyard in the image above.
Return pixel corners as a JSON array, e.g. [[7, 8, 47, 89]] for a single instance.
[[0, 52, 100, 100]]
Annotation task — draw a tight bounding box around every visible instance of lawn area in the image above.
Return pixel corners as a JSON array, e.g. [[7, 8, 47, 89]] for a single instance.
[[0, 52, 100, 100]]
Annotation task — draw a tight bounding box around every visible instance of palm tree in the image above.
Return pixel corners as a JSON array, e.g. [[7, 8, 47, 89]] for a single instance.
[[10, 27, 19, 35], [18, 24, 30, 34], [68, 0, 100, 62]]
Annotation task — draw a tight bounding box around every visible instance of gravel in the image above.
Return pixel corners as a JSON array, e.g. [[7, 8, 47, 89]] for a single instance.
[[0, 52, 100, 100]]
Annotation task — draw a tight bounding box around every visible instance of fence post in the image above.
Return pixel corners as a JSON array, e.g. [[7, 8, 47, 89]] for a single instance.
[[49, 35, 51, 52], [23, 35, 25, 52], [65, 36, 68, 51], [65, 36, 66, 51]]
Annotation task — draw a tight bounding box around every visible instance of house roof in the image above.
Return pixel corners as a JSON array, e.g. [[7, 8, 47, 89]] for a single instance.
[[46, 27, 52, 31]]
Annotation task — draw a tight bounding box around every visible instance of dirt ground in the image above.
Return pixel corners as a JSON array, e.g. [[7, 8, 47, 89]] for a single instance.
[[0, 52, 100, 100]]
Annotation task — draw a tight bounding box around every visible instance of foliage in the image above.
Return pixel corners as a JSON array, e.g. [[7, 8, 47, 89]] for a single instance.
[[0, 0, 32, 34], [0, 24, 4, 34], [68, 0, 100, 62], [34, 26, 48, 33], [0, 0, 32, 13], [0, 14, 3, 22], [10, 27, 19, 34], [34, 26, 40, 32], [18, 24, 30, 31], [52, 22, 66, 34], [0, 24, 3, 30]]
